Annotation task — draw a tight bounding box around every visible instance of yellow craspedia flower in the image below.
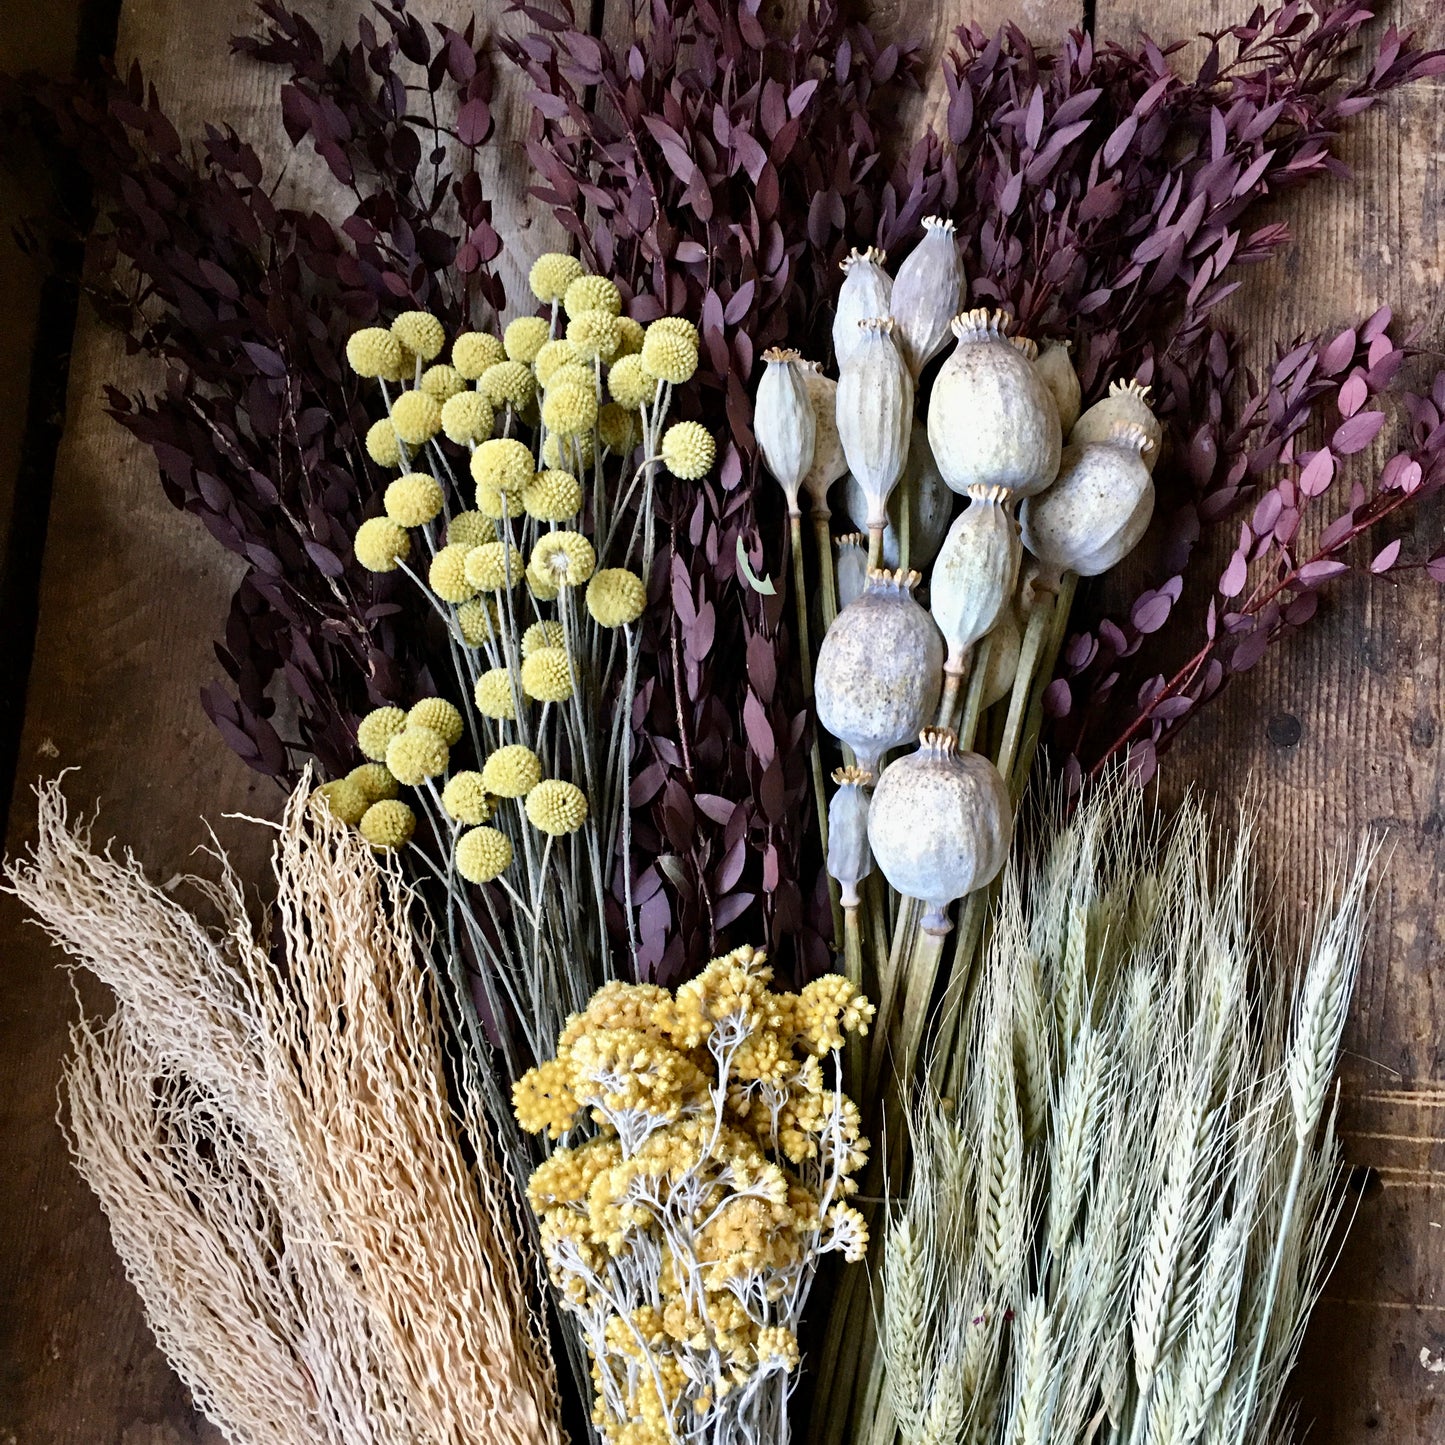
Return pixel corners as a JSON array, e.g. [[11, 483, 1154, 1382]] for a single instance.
[[440, 390, 495, 445], [532, 530, 596, 587], [479, 359, 536, 410], [357, 705, 407, 761], [608, 354, 658, 409], [441, 770, 492, 825], [534, 338, 579, 386], [522, 619, 565, 658], [420, 363, 465, 401], [541, 381, 598, 437], [522, 647, 574, 702], [429, 543, 477, 603], [313, 777, 368, 826], [408, 696, 464, 746], [505, 315, 552, 364], [471, 437, 535, 493], [465, 540, 524, 591], [354, 516, 410, 572], [456, 825, 513, 883], [365, 417, 402, 467], [474, 668, 518, 720], [615, 315, 645, 356], [346, 326, 405, 379], [525, 778, 589, 835], [380, 344, 416, 384], [452, 331, 506, 378], [483, 744, 542, 798], [457, 597, 498, 646], [447, 510, 496, 548], [530, 252, 585, 304], [386, 725, 449, 786], [384, 472, 444, 527], [542, 429, 594, 470], [527, 561, 560, 602], [586, 568, 647, 627], [388, 389, 443, 446], [359, 798, 416, 849], [567, 309, 621, 362], [641, 327, 699, 384], [649, 316, 700, 348], [563, 274, 622, 319], [474, 479, 508, 521], [543, 361, 595, 394], [522, 468, 583, 523], [391, 311, 446, 362], [347, 762, 399, 803], [598, 402, 638, 454], [661, 421, 716, 480]]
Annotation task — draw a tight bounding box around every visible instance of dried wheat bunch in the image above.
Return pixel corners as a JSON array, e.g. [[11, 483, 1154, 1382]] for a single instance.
[[6, 778, 562, 1445], [872, 773, 1369, 1445]]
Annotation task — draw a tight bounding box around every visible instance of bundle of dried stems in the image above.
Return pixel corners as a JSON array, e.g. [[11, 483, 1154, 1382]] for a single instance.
[[868, 776, 1369, 1445], [6, 779, 561, 1445]]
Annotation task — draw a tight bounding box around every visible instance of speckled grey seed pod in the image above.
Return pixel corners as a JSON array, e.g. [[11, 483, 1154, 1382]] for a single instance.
[[929, 486, 1022, 676], [835, 531, 870, 610], [890, 216, 967, 380], [827, 766, 875, 908], [815, 568, 944, 773], [1070, 377, 1161, 473], [867, 728, 1012, 934], [754, 347, 816, 512], [800, 365, 849, 516], [836, 317, 914, 532], [928, 308, 1062, 497], [1019, 423, 1155, 581], [981, 605, 1022, 709], [843, 421, 953, 571], [1034, 340, 1082, 433], [833, 246, 893, 370]]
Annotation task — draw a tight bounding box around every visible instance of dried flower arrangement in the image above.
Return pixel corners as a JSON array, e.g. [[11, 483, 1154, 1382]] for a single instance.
[[4, 0, 1443, 1443]]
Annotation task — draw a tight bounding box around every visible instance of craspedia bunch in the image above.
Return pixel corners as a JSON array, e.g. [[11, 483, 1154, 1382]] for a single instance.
[[521, 648, 574, 703], [456, 826, 513, 883], [532, 531, 596, 587], [354, 517, 410, 573], [313, 777, 368, 826], [358, 798, 416, 850], [453, 331, 505, 379], [391, 311, 446, 362], [608, 354, 657, 409], [563, 274, 621, 318], [522, 469, 583, 523], [661, 422, 716, 480], [586, 569, 647, 628], [384, 473, 444, 527], [407, 697, 464, 746], [346, 326, 405, 380], [525, 779, 589, 836], [385, 726, 449, 786], [442, 771, 492, 825], [529, 252, 585, 304], [387, 390, 442, 447], [429, 544, 476, 603], [440, 391, 494, 445], [505, 316, 551, 364], [482, 745, 542, 799], [641, 324, 699, 384], [356, 706, 407, 761]]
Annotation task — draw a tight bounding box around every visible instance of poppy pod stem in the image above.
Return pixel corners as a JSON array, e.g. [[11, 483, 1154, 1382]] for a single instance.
[[790, 511, 844, 948], [812, 510, 840, 631]]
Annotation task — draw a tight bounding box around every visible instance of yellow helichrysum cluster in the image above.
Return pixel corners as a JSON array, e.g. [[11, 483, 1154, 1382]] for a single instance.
[[514, 947, 873, 1445]]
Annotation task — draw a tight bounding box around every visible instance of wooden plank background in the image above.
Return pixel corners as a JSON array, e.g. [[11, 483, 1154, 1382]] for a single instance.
[[1, 0, 1442, 1439]]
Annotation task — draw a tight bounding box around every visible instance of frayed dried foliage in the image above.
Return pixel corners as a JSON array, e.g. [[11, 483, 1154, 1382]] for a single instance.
[[874, 775, 1369, 1445], [6, 780, 561, 1445]]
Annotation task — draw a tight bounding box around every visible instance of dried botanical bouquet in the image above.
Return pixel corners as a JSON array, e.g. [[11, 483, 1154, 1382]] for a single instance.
[[7, 2, 1445, 1445]]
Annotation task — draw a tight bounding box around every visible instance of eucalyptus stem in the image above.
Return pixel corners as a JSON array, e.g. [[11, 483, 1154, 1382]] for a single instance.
[[791, 510, 844, 952]]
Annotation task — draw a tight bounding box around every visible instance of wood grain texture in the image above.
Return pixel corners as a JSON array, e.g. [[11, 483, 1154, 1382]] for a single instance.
[[0, 0, 560, 1438], [1091, 1, 1445, 1439], [4, 0, 1444, 1440]]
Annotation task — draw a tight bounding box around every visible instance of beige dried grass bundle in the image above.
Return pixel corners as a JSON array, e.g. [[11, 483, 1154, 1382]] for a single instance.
[[872, 774, 1370, 1445], [6, 778, 562, 1445]]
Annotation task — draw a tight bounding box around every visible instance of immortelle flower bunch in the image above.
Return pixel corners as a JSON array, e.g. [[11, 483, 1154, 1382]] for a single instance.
[[319, 274, 714, 1127], [513, 948, 874, 1445]]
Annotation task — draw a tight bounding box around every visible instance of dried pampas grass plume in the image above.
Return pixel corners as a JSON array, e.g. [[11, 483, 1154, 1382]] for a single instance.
[[6, 778, 562, 1445]]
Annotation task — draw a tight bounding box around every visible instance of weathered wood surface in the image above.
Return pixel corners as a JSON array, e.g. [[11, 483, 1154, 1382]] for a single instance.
[[1, 0, 1442, 1440]]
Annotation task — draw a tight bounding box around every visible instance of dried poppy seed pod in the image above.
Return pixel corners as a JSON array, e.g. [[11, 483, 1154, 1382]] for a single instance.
[[833, 246, 893, 370], [815, 568, 944, 773], [828, 766, 876, 908], [929, 485, 1022, 677], [837, 318, 914, 544], [754, 348, 817, 513], [835, 531, 870, 610], [1034, 339, 1082, 433], [981, 605, 1022, 709], [928, 308, 1062, 498], [844, 421, 952, 571], [1071, 377, 1161, 473], [800, 365, 849, 516], [1020, 422, 1155, 582], [890, 216, 967, 379], [867, 728, 1012, 934]]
